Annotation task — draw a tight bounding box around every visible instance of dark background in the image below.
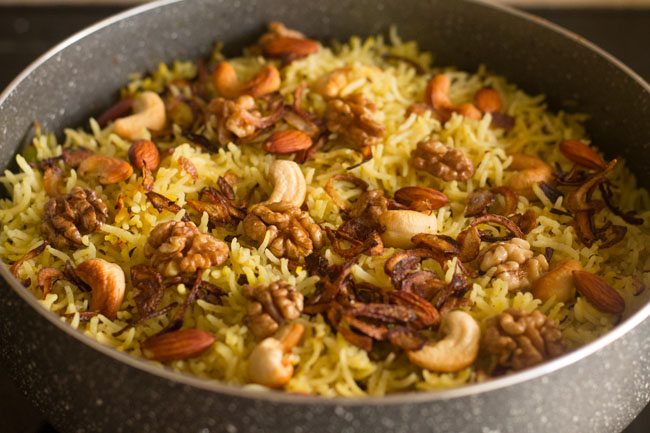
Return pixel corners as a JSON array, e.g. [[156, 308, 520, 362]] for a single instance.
[[0, 5, 649, 433]]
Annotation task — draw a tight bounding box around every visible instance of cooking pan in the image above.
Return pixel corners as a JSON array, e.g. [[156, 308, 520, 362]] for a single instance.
[[1, 1, 649, 432]]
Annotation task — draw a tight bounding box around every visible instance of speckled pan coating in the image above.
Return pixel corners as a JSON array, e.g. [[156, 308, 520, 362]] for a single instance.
[[0, 1, 649, 432]]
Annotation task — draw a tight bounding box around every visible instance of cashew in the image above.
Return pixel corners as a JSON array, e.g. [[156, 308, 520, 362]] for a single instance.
[[113, 91, 166, 140], [379, 210, 438, 249], [262, 160, 306, 208], [407, 310, 480, 372], [426, 74, 452, 110], [212, 62, 280, 99], [530, 259, 582, 303], [77, 155, 134, 185], [506, 153, 553, 199], [74, 258, 126, 319], [248, 322, 304, 388]]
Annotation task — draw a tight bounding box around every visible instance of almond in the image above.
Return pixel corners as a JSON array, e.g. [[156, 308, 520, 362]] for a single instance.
[[77, 155, 134, 185], [394, 186, 449, 212], [473, 87, 502, 113], [572, 270, 625, 314], [262, 36, 320, 59], [264, 130, 312, 154], [141, 329, 215, 362], [128, 139, 160, 171], [559, 139, 606, 171]]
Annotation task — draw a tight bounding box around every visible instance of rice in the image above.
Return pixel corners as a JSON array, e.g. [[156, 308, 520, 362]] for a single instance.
[[1, 28, 649, 397]]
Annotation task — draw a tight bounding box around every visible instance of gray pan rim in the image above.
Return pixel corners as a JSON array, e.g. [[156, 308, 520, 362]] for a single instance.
[[1, 0, 649, 407]]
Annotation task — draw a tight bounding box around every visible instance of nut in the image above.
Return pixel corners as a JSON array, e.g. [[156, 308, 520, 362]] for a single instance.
[[530, 259, 582, 303], [212, 62, 281, 99], [559, 139, 606, 171], [263, 130, 312, 154], [572, 270, 625, 314], [141, 329, 215, 361], [407, 310, 480, 372], [262, 160, 306, 208], [473, 87, 502, 113], [426, 74, 452, 110], [313, 68, 349, 98], [506, 153, 553, 199], [113, 91, 166, 140], [454, 103, 482, 120], [248, 322, 304, 388], [262, 36, 320, 59], [394, 186, 449, 212], [77, 155, 134, 185], [74, 258, 126, 319], [128, 139, 160, 171], [379, 210, 438, 249]]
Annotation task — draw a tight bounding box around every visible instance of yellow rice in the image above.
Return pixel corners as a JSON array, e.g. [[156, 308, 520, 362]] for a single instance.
[[1, 29, 650, 397]]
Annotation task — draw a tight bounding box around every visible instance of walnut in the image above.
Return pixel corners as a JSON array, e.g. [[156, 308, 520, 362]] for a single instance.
[[144, 221, 229, 277], [243, 202, 324, 261], [478, 238, 548, 291], [41, 186, 109, 249], [410, 139, 474, 182], [243, 280, 304, 339], [325, 95, 385, 149], [483, 309, 565, 371]]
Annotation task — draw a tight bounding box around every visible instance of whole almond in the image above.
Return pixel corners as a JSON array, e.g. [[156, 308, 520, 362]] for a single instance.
[[141, 329, 215, 362], [559, 139, 606, 171], [262, 36, 320, 59], [128, 139, 160, 171], [78, 155, 133, 185], [572, 270, 625, 314], [264, 130, 312, 154], [473, 87, 502, 113], [394, 186, 449, 211]]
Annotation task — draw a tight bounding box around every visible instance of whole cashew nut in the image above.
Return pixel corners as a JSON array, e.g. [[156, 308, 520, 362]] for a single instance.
[[74, 258, 126, 319], [379, 210, 438, 249], [506, 153, 553, 199], [113, 91, 166, 140], [248, 322, 304, 388], [530, 259, 582, 303], [407, 310, 480, 372], [262, 160, 306, 208], [212, 62, 281, 99]]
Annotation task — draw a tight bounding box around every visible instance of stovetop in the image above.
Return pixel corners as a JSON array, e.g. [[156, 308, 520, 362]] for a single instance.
[[0, 5, 649, 433]]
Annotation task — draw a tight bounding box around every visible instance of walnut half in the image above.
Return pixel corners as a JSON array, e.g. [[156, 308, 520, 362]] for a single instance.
[[243, 280, 304, 339], [410, 139, 474, 182], [478, 238, 549, 291], [144, 221, 229, 277], [242, 202, 324, 261], [41, 186, 109, 250], [483, 308, 565, 371]]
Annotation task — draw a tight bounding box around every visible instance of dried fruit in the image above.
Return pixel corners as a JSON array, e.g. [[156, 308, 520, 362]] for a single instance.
[[394, 186, 449, 212], [141, 328, 215, 361], [128, 139, 160, 171], [559, 139, 606, 171], [572, 270, 625, 314], [263, 129, 313, 154], [78, 155, 134, 185]]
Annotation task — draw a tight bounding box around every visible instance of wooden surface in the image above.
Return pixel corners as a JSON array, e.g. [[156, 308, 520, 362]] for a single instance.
[[0, 5, 648, 433]]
